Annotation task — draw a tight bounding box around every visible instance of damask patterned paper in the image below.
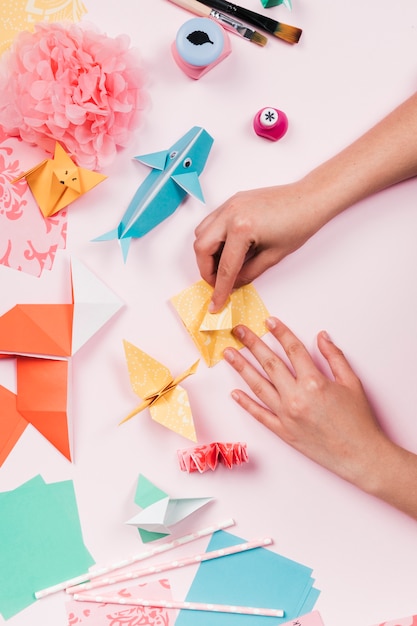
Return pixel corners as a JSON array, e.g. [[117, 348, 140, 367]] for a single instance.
[[66, 580, 174, 626], [0, 131, 67, 275]]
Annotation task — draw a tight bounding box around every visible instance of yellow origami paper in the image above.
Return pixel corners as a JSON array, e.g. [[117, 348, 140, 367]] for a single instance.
[[171, 280, 269, 367], [199, 299, 234, 331], [0, 0, 87, 55], [13, 143, 106, 217], [121, 340, 199, 441]]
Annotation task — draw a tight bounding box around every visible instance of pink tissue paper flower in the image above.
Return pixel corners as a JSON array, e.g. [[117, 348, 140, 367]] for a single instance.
[[0, 22, 148, 169]]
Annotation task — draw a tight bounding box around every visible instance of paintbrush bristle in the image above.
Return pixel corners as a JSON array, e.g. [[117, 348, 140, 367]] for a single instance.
[[250, 30, 268, 47], [273, 22, 302, 44]]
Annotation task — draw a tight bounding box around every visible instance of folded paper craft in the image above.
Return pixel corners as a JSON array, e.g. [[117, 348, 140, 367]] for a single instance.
[[0, 384, 27, 467], [94, 126, 213, 261], [260, 0, 292, 9], [121, 340, 198, 441], [171, 281, 269, 367], [0, 258, 123, 463], [178, 442, 249, 473], [12, 142, 107, 217], [126, 474, 212, 543]]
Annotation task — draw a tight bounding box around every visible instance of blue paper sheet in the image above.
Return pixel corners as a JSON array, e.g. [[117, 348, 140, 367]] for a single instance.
[[176, 530, 320, 626]]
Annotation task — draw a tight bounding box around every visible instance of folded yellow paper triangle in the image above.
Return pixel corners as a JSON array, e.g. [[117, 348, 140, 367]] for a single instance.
[[199, 298, 233, 331], [171, 281, 269, 367]]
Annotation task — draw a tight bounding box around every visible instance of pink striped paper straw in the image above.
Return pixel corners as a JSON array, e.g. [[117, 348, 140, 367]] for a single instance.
[[73, 593, 285, 618], [35, 518, 235, 599], [66, 537, 273, 594]]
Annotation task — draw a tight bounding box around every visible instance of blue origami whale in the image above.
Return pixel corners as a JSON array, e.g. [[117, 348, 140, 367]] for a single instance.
[[94, 126, 214, 261]]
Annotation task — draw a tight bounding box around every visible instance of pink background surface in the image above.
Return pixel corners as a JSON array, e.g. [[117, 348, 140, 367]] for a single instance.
[[1, 1, 417, 625]]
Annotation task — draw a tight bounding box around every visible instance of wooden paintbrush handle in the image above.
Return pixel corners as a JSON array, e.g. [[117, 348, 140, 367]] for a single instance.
[[168, 0, 212, 18]]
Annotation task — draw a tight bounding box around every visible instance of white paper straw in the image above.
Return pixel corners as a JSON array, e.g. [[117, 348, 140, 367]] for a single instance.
[[35, 518, 235, 599], [73, 593, 285, 617], [66, 537, 273, 594]]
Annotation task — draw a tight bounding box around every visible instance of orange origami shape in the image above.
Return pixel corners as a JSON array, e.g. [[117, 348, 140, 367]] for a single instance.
[[0, 358, 70, 463], [0, 304, 73, 357], [12, 142, 106, 217], [0, 258, 123, 464], [0, 385, 27, 467]]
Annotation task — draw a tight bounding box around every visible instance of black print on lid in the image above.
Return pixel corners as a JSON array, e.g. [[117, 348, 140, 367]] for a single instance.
[[187, 30, 214, 46]]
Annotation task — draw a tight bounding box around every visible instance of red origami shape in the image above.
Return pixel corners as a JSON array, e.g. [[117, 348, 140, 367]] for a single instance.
[[177, 442, 248, 474]]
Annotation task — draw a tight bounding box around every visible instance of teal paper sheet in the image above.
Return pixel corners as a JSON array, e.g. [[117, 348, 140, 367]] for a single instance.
[[0, 475, 94, 619], [134, 473, 170, 543], [176, 530, 320, 626]]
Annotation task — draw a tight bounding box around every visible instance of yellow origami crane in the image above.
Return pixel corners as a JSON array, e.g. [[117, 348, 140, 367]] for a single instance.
[[171, 280, 269, 367], [12, 142, 106, 217], [121, 340, 199, 441]]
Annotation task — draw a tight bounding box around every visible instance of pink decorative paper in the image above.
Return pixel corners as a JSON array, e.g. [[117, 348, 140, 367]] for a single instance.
[[0, 131, 67, 276], [178, 442, 248, 473], [281, 611, 325, 626], [377, 617, 417, 626], [66, 579, 174, 626]]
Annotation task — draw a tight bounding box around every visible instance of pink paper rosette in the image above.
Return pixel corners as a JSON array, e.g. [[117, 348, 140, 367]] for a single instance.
[[0, 22, 148, 169], [178, 442, 249, 474]]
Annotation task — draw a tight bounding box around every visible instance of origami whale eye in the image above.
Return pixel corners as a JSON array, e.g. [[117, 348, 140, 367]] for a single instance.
[[169, 151, 178, 159], [183, 157, 192, 168]]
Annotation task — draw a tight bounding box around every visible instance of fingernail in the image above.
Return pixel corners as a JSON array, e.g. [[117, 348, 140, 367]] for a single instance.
[[232, 325, 245, 340], [321, 330, 332, 341], [266, 317, 277, 330], [231, 391, 240, 402], [208, 300, 216, 313], [223, 348, 235, 363]]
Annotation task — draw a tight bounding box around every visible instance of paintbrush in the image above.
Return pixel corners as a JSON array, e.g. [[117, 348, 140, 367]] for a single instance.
[[197, 0, 302, 43], [168, 0, 268, 46]]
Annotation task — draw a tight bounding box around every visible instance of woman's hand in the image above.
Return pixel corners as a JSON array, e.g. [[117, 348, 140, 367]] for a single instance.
[[223, 317, 392, 491], [194, 92, 417, 315], [193, 183, 326, 313]]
